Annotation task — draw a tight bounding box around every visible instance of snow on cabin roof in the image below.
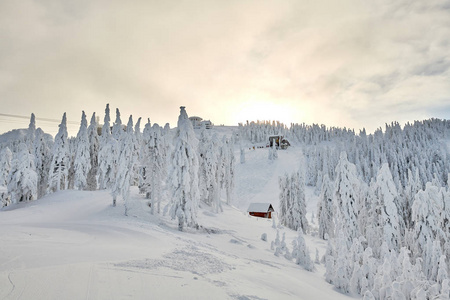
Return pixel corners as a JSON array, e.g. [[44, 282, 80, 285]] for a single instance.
[[247, 203, 274, 213]]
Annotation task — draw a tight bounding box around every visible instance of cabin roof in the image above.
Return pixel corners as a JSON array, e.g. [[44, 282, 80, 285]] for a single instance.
[[247, 203, 274, 213]]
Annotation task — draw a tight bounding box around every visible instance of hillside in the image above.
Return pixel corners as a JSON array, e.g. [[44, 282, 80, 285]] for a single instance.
[[0, 142, 350, 300], [3, 115, 450, 299]]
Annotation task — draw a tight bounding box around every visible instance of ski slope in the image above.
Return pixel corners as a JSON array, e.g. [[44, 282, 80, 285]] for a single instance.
[[0, 135, 352, 299]]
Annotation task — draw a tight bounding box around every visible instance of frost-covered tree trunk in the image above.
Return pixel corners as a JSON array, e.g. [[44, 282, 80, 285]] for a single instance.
[[86, 113, 99, 191], [47, 113, 69, 193], [169, 107, 200, 231], [74, 111, 91, 190], [8, 143, 38, 203]]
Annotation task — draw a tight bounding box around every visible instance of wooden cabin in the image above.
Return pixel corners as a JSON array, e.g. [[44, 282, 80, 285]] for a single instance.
[[247, 203, 275, 219], [268, 135, 290, 149]]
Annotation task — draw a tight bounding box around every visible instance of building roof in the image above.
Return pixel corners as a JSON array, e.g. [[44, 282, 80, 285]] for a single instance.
[[247, 203, 274, 213]]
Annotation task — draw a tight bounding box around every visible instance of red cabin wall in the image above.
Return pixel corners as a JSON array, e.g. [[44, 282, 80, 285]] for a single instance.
[[249, 212, 272, 219]]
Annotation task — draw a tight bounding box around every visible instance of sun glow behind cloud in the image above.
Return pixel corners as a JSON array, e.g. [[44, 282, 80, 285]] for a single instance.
[[0, 0, 449, 136]]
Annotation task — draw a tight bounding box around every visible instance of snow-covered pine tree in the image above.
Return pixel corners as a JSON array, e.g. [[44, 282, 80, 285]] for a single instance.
[[8, 143, 38, 203], [33, 128, 51, 198], [132, 117, 142, 186], [98, 104, 119, 191], [0, 147, 12, 187], [333, 152, 360, 244], [317, 174, 334, 239], [412, 183, 446, 258], [113, 115, 136, 214], [139, 118, 152, 196], [66, 137, 76, 190], [268, 138, 278, 161], [98, 104, 111, 189], [168, 106, 200, 231], [198, 126, 211, 204], [290, 171, 309, 233], [47, 113, 70, 193], [239, 127, 246, 164], [292, 229, 314, 271], [26, 113, 36, 154], [222, 136, 235, 205], [86, 113, 99, 191], [112, 108, 122, 140], [278, 173, 290, 226], [145, 123, 165, 214], [368, 163, 401, 255], [206, 134, 222, 212], [73, 111, 91, 190]]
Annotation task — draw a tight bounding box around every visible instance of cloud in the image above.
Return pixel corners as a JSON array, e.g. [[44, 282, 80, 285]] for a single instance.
[[0, 0, 449, 135]]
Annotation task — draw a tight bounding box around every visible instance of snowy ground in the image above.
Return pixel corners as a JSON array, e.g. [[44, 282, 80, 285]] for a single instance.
[[0, 139, 353, 299]]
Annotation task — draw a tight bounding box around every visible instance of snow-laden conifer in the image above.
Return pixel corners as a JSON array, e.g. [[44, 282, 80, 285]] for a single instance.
[[8, 143, 38, 203], [26, 113, 36, 154], [47, 113, 69, 193], [239, 132, 245, 164], [290, 171, 308, 232], [412, 183, 446, 258], [113, 115, 135, 214], [73, 111, 91, 190], [222, 136, 235, 205], [143, 123, 166, 214], [333, 152, 360, 244], [132, 117, 142, 186], [33, 128, 51, 198], [98, 105, 119, 191], [140, 118, 152, 196], [112, 108, 122, 140], [86, 113, 99, 191], [198, 127, 211, 204], [292, 229, 314, 271], [367, 163, 401, 255], [168, 107, 200, 231], [317, 174, 334, 239], [200, 133, 222, 212], [0, 147, 12, 187]]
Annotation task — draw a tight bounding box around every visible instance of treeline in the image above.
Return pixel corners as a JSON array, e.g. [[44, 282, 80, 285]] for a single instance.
[[0, 106, 235, 231], [260, 118, 450, 299]]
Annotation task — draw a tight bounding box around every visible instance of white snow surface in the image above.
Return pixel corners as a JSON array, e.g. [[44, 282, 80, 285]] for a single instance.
[[0, 128, 351, 300]]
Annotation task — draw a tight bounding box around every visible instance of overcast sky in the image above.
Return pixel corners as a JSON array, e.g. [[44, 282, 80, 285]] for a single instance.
[[1, 0, 449, 136]]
